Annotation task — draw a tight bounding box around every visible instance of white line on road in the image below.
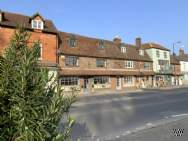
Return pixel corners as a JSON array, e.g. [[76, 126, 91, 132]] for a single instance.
[[171, 113, 188, 117]]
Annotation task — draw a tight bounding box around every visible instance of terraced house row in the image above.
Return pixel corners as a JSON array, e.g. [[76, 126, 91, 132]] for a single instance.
[[0, 10, 186, 95]]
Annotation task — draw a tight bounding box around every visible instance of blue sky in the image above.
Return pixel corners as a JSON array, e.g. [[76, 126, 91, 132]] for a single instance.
[[1, 0, 187, 54]]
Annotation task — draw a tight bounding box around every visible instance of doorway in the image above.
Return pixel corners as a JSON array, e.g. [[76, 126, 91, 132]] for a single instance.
[[83, 78, 89, 94], [116, 77, 121, 90]]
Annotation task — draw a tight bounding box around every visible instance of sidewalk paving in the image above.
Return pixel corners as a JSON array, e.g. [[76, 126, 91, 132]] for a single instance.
[[108, 117, 188, 141]]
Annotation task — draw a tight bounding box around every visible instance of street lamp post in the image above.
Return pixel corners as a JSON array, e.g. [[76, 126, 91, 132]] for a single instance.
[[173, 41, 181, 55]]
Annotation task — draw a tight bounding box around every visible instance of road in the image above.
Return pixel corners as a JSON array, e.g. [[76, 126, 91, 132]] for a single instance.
[[65, 88, 188, 141]]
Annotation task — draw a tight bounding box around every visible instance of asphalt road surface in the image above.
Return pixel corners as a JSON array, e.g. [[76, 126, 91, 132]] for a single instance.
[[64, 88, 188, 141]]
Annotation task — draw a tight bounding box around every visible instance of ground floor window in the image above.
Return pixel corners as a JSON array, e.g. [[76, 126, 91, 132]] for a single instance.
[[60, 77, 79, 86], [124, 76, 133, 84], [94, 76, 109, 84]]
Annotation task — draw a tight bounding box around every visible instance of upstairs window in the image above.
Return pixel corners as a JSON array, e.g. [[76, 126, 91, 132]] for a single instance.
[[31, 20, 44, 30], [65, 56, 79, 67], [96, 59, 106, 67], [98, 40, 105, 49], [144, 62, 150, 70], [139, 49, 144, 56], [121, 47, 126, 53], [164, 52, 167, 58], [156, 50, 160, 58], [125, 61, 134, 68], [68, 38, 77, 47], [37, 43, 42, 60]]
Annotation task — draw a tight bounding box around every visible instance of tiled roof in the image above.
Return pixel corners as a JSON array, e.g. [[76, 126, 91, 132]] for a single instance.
[[170, 55, 180, 65], [142, 43, 170, 51], [177, 54, 188, 62], [0, 11, 57, 34], [59, 32, 152, 62], [59, 69, 154, 76]]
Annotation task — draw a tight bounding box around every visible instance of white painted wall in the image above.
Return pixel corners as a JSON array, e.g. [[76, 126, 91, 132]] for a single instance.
[[146, 48, 170, 72]]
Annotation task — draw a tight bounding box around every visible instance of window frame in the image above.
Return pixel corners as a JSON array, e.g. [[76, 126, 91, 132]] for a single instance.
[[121, 47, 126, 53], [37, 43, 42, 60], [31, 20, 44, 30], [96, 58, 106, 68], [60, 77, 79, 86], [164, 51, 167, 58], [144, 62, 150, 70], [68, 38, 77, 48], [98, 40, 105, 49], [94, 76, 109, 84], [139, 49, 144, 56], [65, 56, 79, 67], [124, 76, 133, 85], [125, 61, 134, 68], [156, 50, 160, 58]]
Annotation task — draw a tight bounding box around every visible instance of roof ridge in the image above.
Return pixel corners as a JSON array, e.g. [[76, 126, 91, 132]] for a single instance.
[[59, 31, 135, 47]]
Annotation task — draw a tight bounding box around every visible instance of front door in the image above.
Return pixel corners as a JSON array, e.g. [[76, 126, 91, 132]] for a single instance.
[[83, 78, 89, 94], [116, 77, 121, 90]]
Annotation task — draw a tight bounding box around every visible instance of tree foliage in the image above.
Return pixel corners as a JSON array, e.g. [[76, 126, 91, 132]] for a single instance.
[[0, 27, 76, 141]]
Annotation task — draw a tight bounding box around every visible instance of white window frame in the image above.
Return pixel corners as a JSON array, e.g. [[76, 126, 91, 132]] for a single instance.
[[121, 47, 126, 53], [94, 76, 109, 84], [156, 50, 160, 58], [139, 49, 144, 56], [32, 20, 44, 30], [164, 51, 167, 58], [124, 76, 134, 85], [60, 77, 79, 86], [125, 61, 134, 68]]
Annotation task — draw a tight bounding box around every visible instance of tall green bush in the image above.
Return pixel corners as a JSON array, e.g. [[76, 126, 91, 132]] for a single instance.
[[0, 27, 76, 141]]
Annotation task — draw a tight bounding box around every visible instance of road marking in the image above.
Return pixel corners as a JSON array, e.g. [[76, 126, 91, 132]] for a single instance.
[[171, 113, 188, 117], [146, 123, 153, 126]]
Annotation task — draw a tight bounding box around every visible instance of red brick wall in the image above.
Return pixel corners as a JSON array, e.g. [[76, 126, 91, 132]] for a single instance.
[[60, 55, 153, 71], [0, 27, 57, 63]]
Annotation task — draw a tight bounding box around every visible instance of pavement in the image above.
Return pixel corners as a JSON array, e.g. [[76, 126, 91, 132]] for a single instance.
[[60, 87, 188, 141]]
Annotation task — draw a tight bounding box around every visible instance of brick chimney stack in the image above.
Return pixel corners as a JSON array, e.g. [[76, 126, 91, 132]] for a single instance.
[[179, 48, 184, 56], [136, 37, 141, 48], [113, 35, 121, 45]]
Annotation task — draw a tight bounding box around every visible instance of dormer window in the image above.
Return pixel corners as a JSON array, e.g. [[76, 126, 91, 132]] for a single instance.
[[121, 47, 126, 53], [31, 20, 44, 30], [139, 49, 144, 56], [98, 40, 105, 49], [68, 37, 77, 48]]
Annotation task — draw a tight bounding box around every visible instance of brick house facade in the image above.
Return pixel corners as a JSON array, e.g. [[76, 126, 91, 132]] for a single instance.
[[0, 10, 182, 95], [0, 11, 58, 79], [58, 32, 154, 95]]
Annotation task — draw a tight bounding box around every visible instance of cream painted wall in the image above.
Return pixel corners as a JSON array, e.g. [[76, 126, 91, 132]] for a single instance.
[[146, 48, 170, 72]]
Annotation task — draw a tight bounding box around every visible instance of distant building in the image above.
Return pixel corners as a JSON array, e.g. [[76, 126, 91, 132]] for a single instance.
[[177, 49, 188, 85]]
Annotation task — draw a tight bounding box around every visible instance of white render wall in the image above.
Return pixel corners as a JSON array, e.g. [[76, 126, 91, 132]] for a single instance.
[[179, 61, 188, 84], [180, 61, 188, 72], [146, 48, 170, 72]]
